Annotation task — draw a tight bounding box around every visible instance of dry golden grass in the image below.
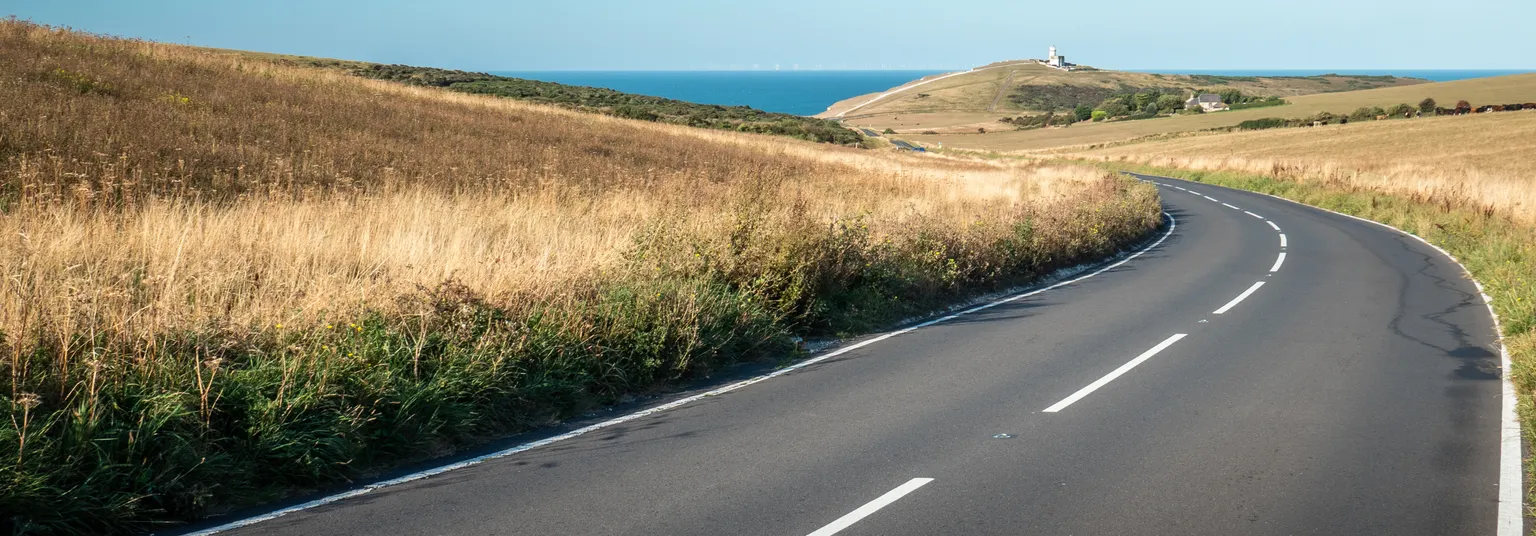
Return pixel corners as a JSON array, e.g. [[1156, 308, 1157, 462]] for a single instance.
[[826, 62, 1427, 120], [896, 73, 1536, 152], [2, 21, 1166, 531], [1073, 111, 1536, 224], [0, 18, 1173, 530], [0, 22, 1135, 343]]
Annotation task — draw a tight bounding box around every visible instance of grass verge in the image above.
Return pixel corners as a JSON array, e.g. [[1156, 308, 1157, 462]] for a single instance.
[[1104, 162, 1536, 519]]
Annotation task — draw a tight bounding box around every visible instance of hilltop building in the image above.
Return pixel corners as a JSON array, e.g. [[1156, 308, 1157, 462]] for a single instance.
[[1042, 46, 1074, 71], [1186, 93, 1229, 112]]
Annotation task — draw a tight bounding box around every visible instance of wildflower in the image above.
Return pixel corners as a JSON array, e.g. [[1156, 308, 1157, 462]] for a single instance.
[[15, 392, 41, 410]]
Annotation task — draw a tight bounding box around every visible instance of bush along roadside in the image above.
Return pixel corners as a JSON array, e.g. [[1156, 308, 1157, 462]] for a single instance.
[[1, 175, 1162, 534], [1101, 162, 1536, 511]]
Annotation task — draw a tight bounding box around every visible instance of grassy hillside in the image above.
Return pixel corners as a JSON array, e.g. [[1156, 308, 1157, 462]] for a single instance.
[[904, 73, 1536, 152], [230, 53, 862, 145], [825, 61, 1424, 121], [1065, 110, 1536, 511], [1080, 110, 1536, 224], [0, 22, 1160, 533]]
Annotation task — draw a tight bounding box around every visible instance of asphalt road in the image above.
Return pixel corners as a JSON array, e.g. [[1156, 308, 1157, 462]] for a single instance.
[[215, 174, 1511, 535]]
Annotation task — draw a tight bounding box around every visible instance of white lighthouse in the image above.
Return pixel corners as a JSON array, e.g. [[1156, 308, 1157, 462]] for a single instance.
[[1047, 45, 1066, 68]]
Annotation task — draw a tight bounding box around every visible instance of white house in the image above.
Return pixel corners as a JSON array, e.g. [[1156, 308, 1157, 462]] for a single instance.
[[1186, 93, 1229, 112]]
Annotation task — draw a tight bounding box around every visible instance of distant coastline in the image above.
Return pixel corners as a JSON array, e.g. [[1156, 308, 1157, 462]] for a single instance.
[[490, 69, 1532, 118], [491, 70, 946, 116]]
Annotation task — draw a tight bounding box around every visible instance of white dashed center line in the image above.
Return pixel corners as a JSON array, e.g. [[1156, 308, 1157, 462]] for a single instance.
[[1270, 252, 1287, 272], [1280, 233, 1288, 248], [1213, 282, 1266, 315], [1267, 221, 1281, 231], [1043, 334, 1188, 413], [1222, 203, 1240, 210], [1244, 211, 1264, 219], [808, 479, 934, 536]]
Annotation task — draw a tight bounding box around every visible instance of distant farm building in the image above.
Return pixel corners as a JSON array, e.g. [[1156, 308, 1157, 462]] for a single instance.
[[1187, 93, 1229, 112]]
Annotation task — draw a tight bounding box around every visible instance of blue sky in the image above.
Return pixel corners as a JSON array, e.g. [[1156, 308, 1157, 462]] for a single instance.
[[7, 0, 1533, 71]]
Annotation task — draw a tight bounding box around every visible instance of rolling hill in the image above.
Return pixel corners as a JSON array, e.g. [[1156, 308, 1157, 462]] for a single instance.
[[827, 60, 1534, 152], [820, 61, 1427, 130]]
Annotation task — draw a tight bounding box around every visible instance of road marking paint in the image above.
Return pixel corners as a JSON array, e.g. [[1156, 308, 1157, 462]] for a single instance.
[[1222, 203, 1240, 210], [1203, 196, 1219, 202], [1175, 187, 1187, 191], [1125, 172, 1522, 535], [1245, 211, 1264, 219], [807, 478, 934, 536], [1270, 252, 1287, 272], [1213, 282, 1265, 315], [1279, 234, 1288, 248], [1187, 190, 1202, 195], [1043, 334, 1187, 413], [1267, 221, 1281, 231], [182, 213, 1181, 535]]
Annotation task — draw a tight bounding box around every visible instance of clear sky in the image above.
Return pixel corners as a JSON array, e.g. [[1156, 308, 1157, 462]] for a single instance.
[[7, 0, 1532, 71]]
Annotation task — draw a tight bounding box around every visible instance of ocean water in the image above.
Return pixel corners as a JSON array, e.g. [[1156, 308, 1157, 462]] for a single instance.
[[490, 69, 1531, 117], [1133, 69, 1532, 82], [491, 70, 946, 116]]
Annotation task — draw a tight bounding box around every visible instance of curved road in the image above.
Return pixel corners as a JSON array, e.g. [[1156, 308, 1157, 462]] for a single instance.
[[208, 174, 1513, 535]]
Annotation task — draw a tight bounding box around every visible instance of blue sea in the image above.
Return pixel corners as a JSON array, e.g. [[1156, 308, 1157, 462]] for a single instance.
[[491, 69, 1530, 117], [492, 71, 946, 116]]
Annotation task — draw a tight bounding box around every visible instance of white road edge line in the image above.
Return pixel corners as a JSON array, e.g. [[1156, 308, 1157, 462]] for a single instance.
[[1133, 172, 1522, 535], [1280, 234, 1288, 248], [1143, 173, 1523, 535], [1043, 334, 1187, 413], [1267, 220, 1281, 231], [181, 215, 1180, 536], [1269, 252, 1287, 272], [1222, 203, 1240, 210], [806, 478, 934, 536], [1213, 282, 1265, 315], [1245, 211, 1264, 219]]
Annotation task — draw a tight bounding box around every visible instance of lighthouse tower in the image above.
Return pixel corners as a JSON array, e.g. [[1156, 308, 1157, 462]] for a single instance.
[[1047, 45, 1066, 68]]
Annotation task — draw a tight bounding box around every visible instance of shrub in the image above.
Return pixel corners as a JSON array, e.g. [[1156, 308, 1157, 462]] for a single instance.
[[1228, 97, 1287, 111], [1349, 106, 1386, 121], [1155, 94, 1185, 114], [1074, 105, 1093, 122], [1237, 117, 1288, 130], [1419, 98, 1437, 113], [1091, 110, 1107, 122], [1387, 103, 1414, 117]]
